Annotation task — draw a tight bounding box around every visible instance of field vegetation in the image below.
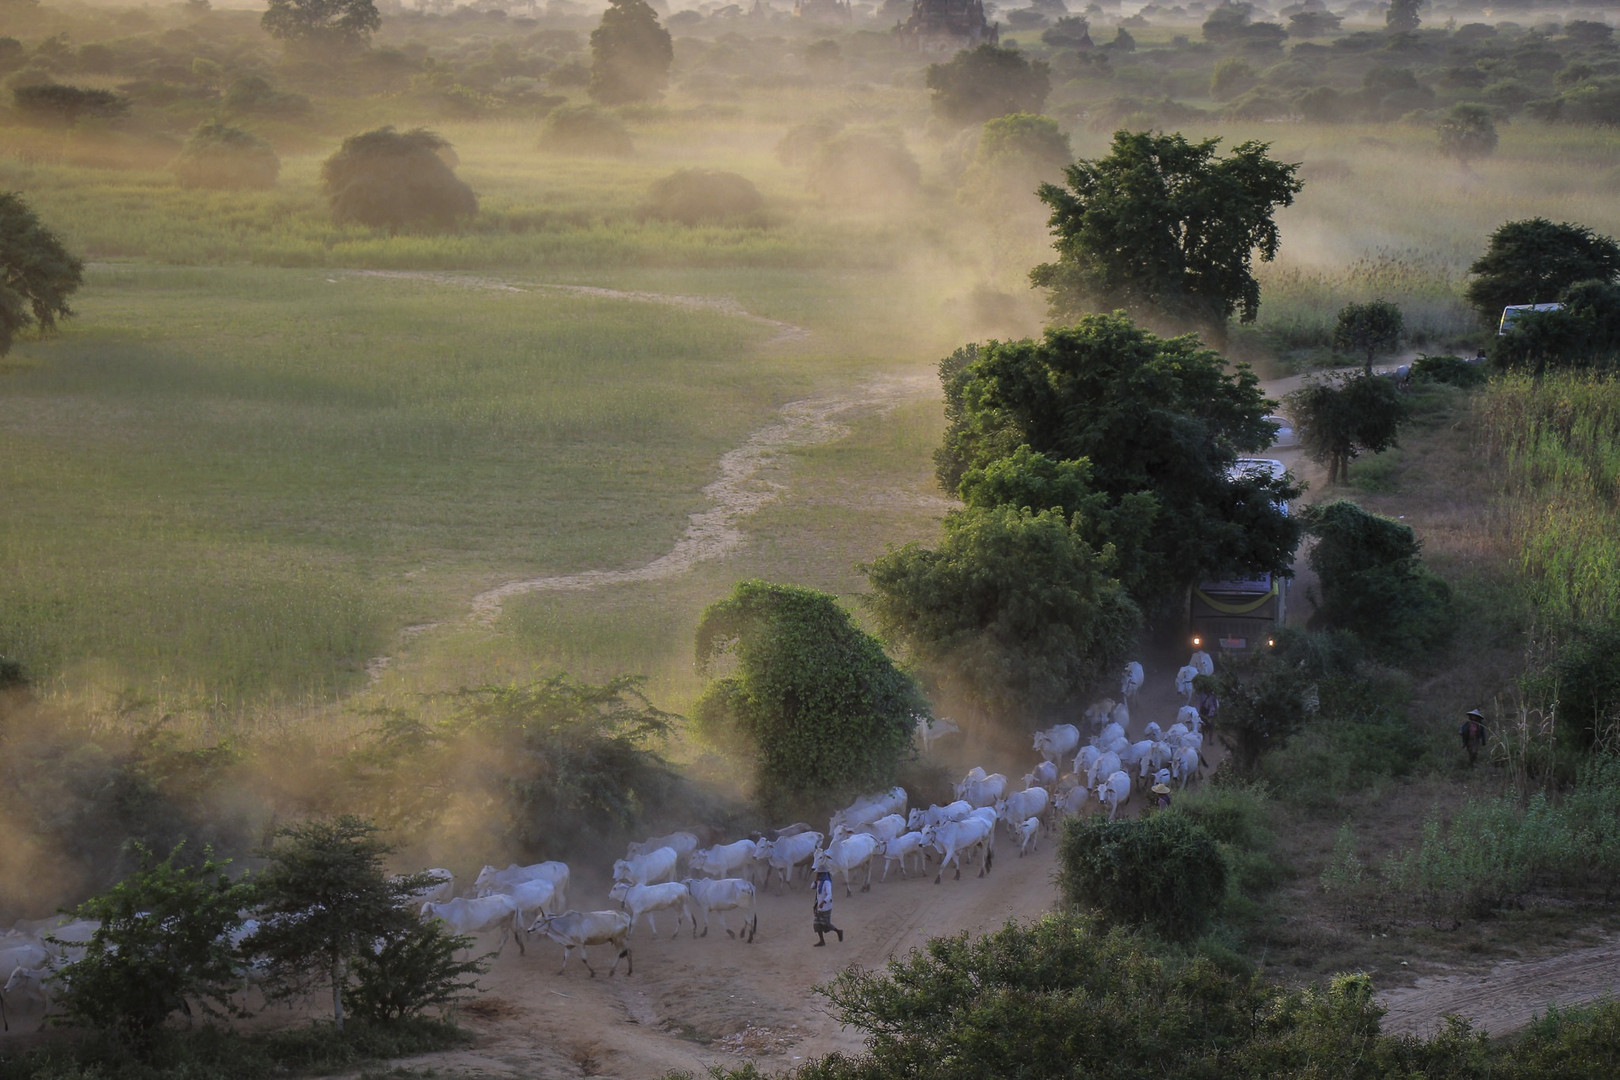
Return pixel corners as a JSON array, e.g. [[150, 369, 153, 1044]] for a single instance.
[[7, 0, 1620, 1073]]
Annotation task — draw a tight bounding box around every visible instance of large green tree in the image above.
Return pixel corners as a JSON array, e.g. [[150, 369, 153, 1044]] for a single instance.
[[0, 192, 83, 357], [1031, 130, 1303, 338], [1288, 373, 1408, 486], [694, 581, 924, 810], [1331, 299, 1404, 376], [261, 0, 380, 52], [588, 0, 673, 105], [1302, 500, 1452, 657], [1464, 218, 1620, 327], [935, 314, 1300, 608], [864, 505, 1140, 720], [924, 45, 1051, 128]]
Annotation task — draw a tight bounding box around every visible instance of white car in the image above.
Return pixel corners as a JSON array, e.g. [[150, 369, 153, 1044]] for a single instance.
[[1263, 415, 1296, 449]]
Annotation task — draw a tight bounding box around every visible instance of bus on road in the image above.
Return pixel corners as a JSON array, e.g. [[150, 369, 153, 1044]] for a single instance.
[[1188, 458, 1290, 653]]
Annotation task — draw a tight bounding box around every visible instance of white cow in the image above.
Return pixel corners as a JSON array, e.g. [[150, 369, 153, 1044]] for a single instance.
[[1176, 664, 1200, 702], [2, 967, 51, 1031], [1072, 744, 1102, 779], [1023, 761, 1059, 790], [1191, 649, 1214, 677], [1120, 661, 1144, 703], [1094, 721, 1125, 749], [612, 846, 679, 887], [876, 832, 929, 881], [1087, 750, 1122, 792], [1143, 721, 1163, 742], [1015, 816, 1042, 856], [923, 817, 994, 883], [908, 801, 972, 831], [491, 877, 557, 930], [683, 878, 758, 942], [421, 895, 522, 955], [1172, 745, 1202, 787], [1098, 771, 1132, 820], [995, 787, 1049, 836], [1033, 724, 1080, 764], [1054, 784, 1090, 819], [528, 910, 633, 977], [851, 814, 908, 843], [830, 787, 908, 833], [1176, 705, 1203, 731], [626, 831, 701, 866], [957, 774, 1008, 809], [1109, 700, 1131, 731], [608, 881, 692, 939], [690, 839, 759, 881], [475, 861, 570, 911], [914, 714, 962, 752], [815, 834, 880, 896], [758, 830, 823, 890], [1083, 698, 1116, 732]]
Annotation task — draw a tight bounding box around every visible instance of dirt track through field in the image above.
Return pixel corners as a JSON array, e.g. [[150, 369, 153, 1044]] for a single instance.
[[1376, 935, 1620, 1037]]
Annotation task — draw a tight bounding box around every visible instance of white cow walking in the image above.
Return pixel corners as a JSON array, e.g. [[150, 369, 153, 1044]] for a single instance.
[[528, 910, 633, 977]]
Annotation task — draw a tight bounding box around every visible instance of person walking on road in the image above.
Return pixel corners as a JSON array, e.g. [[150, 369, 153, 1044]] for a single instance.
[[812, 868, 842, 946], [1460, 708, 1488, 766]]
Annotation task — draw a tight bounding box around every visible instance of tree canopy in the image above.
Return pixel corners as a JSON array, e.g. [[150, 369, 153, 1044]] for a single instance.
[[1331, 299, 1404, 375], [319, 127, 476, 230], [1464, 218, 1620, 326], [934, 314, 1300, 608], [172, 121, 280, 190], [864, 505, 1140, 720], [1302, 500, 1452, 657], [1288, 373, 1408, 486], [261, 0, 380, 52], [588, 0, 673, 105], [694, 580, 924, 810], [924, 45, 1051, 127], [0, 191, 84, 357], [1031, 130, 1303, 337], [1437, 104, 1498, 168]]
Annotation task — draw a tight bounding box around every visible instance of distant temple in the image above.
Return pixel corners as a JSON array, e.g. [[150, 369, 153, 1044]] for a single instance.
[[895, 0, 999, 52], [794, 0, 853, 23]]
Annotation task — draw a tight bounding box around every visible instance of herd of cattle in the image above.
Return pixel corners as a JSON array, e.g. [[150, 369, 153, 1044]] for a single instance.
[[0, 655, 1216, 1024]]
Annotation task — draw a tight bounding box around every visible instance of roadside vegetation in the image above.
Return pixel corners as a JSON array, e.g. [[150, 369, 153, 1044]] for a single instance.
[[7, 0, 1620, 1075]]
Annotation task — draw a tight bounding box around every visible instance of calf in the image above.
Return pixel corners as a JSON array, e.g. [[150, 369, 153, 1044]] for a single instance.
[[876, 831, 929, 881]]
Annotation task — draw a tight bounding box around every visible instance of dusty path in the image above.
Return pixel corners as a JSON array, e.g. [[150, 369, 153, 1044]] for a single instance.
[[468, 372, 932, 623], [1377, 935, 1620, 1037]]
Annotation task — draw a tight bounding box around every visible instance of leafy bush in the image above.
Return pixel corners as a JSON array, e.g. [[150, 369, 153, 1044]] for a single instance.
[[807, 129, 920, 205], [538, 105, 634, 156], [925, 44, 1051, 126], [13, 83, 129, 125], [1303, 499, 1452, 657], [640, 169, 764, 225], [1057, 813, 1228, 939], [956, 112, 1070, 215], [1411, 353, 1488, 388], [345, 920, 485, 1024], [694, 580, 925, 812], [171, 122, 280, 190], [1529, 619, 1620, 749], [223, 75, 311, 117], [320, 127, 476, 230]]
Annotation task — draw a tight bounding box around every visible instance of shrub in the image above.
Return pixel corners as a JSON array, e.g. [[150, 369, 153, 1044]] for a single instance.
[[1302, 499, 1452, 656], [1532, 619, 1620, 749], [775, 116, 842, 167], [223, 74, 312, 117], [924, 44, 1051, 127], [640, 169, 764, 225], [957, 112, 1070, 214], [806, 129, 920, 205], [171, 121, 280, 190], [13, 82, 129, 125], [1057, 812, 1228, 939], [538, 105, 633, 156], [1411, 353, 1488, 388], [320, 126, 476, 230]]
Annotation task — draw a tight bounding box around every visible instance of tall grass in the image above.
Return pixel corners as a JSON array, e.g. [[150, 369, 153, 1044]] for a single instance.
[[1478, 374, 1620, 625]]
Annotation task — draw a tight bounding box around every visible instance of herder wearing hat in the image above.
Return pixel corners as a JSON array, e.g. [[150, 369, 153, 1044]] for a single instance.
[[1460, 708, 1487, 766], [1151, 783, 1173, 810], [812, 856, 843, 947]]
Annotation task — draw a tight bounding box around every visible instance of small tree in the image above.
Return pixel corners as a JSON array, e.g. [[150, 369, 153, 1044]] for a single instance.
[[865, 505, 1141, 719], [956, 113, 1071, 216], [1331, 299, 1404, 376], [1437, 104, 1498, 169], [1385, 0, 1421, 33], [694, 581, 925, 811], [172, 121, 280, 190], [1288, 373, 1407, 485], [588, 0, 673, 105], [320, 127, 476, 231], [1302, 500, 1452, 657], [248, 816, 465, 1031], [52, 845, 254, 1050], [261, 0, 380, 52], [1057, 813, 1228, 940], [641, 169, 764, 225], [1206, 643, 1318, 776], [539, 105, 634, 156], [924, 45, 1051, 128], [1465, 218, 1620, 327], [0, 192, 84, 357]]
